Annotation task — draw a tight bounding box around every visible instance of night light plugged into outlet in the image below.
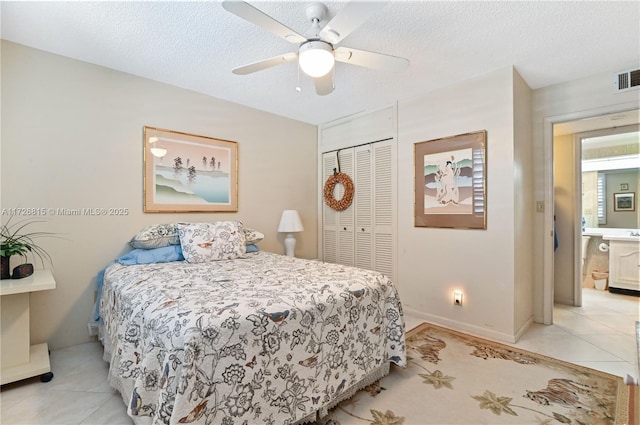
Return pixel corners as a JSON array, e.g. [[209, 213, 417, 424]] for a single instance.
[[453, 290, 463, 306]]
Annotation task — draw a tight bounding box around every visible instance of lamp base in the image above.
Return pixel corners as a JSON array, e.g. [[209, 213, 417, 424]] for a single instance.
[[284, 233, 297, 257]]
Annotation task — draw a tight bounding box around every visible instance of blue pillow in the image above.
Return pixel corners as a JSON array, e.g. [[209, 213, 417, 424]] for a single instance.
[[116, 245, 184, 265], [245, 244, 260, 253]]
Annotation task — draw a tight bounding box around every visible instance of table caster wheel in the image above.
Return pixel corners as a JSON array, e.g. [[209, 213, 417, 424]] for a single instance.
[[40, 372, 54, 383]]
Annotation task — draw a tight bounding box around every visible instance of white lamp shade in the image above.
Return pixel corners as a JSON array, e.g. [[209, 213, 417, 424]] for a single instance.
[[298, 41, 335, 78], [278, 210, 304, 233]]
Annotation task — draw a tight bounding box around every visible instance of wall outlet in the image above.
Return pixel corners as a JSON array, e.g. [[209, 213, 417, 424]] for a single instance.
[[453, 291, 463, 306]]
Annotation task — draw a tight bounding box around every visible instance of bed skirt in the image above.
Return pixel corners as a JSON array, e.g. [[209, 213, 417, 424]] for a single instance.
[[295, 362, 391, 424], [95, 321, 392, 425]]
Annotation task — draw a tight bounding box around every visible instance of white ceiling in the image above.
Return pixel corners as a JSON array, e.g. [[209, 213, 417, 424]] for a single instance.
[[2, 1, 639, 125]]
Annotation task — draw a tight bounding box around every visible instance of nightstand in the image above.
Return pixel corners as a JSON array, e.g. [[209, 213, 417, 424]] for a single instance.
[[1, 269, 56, 384]]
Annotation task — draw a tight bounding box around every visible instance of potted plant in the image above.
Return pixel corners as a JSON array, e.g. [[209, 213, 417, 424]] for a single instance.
[[0, 217, 55, 279]]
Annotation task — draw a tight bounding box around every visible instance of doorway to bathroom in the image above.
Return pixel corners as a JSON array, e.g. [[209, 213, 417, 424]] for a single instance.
[[552, 110, 639, 308]]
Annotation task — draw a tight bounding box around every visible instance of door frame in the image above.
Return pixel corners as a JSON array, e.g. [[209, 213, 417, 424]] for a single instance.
[[542, 102, 639, 324], [572, 133, 583, 308]]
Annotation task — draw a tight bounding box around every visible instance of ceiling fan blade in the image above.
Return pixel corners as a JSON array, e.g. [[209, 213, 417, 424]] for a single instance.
[[335, 47, 409, 72], [319, 1, 389, 44], [232, 52, 298, 75], [222, 0, 307, 44], [314, 72, 334, 96]]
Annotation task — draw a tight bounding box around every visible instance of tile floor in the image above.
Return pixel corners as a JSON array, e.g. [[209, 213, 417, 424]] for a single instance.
[[1, 288, 638, 425]]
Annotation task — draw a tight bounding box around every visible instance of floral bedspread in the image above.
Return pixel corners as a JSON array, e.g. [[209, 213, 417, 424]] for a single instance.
[[100, 252, 406, 425]]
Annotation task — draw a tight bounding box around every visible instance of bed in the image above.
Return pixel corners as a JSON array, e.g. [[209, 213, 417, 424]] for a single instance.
[[98, 222, 406, 425]]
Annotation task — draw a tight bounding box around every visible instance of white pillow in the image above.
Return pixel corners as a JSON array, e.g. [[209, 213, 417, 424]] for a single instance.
[[177, 221, 246, 263], [130, 223, 179, 249], [243, 227, 264, 245]]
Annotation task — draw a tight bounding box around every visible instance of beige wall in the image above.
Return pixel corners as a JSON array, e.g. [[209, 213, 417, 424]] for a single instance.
[[600, 170, 640, 229], [582, 170, 599, 228], [1, 41, 318, 349], [512, 69, 534, 337], [396, 67, 533, 342]]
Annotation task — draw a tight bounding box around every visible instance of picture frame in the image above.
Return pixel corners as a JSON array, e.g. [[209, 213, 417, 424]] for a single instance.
[[620, 183, 629, 191], [613, 192, 635, 212], [414, 130, 487, 229], [144, 126, 238, 212]]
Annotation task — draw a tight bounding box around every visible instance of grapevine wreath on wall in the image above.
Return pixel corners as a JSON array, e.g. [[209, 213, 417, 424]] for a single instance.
[[323, 150, 354, 211]]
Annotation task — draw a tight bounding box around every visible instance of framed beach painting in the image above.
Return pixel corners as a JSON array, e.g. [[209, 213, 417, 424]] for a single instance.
[[144, 127, 238, 212], [414, 130, 487, 229]]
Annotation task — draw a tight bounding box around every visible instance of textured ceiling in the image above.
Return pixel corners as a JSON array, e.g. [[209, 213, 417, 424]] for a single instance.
[[2, 1, 639, 125]]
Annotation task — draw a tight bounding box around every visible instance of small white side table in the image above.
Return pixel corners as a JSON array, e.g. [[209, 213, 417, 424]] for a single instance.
[[1, 269, 56, 385]]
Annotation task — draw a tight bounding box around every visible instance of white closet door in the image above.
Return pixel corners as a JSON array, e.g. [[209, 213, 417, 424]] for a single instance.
[[322, 153, 338, 263], [336, 149, 355, 266], [354, 145, 373, 271], [319, 107, 396, 282], [373, 141, 395, 281], [321, 140, 395, 281], [322, 149, 355, 266]]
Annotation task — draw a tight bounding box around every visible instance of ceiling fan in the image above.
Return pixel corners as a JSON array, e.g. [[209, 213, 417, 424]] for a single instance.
[[221, 0, 410, 95]]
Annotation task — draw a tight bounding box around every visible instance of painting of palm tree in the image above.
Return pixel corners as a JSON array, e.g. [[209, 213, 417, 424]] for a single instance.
[[144, 127, 238, 212]]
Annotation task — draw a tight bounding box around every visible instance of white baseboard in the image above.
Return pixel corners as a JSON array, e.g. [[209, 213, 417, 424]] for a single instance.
[[403, 307, 534, 344]]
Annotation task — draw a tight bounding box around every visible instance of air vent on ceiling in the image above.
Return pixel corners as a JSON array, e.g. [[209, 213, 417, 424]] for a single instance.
[[614, 68, 640, 92]]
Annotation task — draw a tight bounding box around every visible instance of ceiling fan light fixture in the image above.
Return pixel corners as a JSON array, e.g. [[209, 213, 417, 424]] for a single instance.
[[299, 41, 334, 78]]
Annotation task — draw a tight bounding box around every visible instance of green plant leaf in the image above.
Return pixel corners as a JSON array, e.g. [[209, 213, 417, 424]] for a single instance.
[[1, 216, 58, 266]]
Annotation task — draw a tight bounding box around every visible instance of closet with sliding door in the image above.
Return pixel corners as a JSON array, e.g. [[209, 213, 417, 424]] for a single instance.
[[318, 106, 397, 282]]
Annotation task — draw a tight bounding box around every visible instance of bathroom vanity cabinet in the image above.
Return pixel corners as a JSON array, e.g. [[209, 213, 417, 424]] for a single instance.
[[605, 236, 640, 293]]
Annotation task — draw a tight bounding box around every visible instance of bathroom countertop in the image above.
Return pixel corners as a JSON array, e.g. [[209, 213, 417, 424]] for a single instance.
[[583, 228, 608, 237], [584, 228, 640, 240], [602, 234, 640, 242]]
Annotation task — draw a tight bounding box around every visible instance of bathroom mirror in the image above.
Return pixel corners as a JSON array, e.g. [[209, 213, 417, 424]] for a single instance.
[[581, 126, 639, 230]]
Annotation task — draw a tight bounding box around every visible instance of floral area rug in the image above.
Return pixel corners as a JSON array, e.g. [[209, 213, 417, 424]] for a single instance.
[[314, 322, 636, 425]]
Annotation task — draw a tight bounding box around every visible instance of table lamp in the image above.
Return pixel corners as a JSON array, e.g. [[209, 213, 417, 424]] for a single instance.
[[278, 210, 304, 257]]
